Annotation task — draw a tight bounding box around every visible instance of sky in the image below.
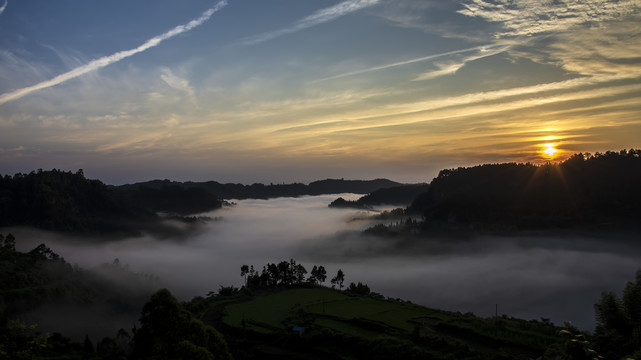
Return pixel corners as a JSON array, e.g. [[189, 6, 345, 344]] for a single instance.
[[0, 0, 640, 185]]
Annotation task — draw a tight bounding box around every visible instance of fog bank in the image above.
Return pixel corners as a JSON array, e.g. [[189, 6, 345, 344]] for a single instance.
[[10, 194, 641, 334]]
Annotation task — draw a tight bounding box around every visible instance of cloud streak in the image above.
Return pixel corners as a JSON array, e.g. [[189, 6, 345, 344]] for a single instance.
[[0, 0, 7, 16], [0, 1, 228, 106], [312, 43, 512, 82], [241, 0, 380, 45]]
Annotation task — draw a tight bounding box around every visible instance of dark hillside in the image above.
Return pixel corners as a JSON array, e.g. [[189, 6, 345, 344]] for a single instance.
[[114, 183, 222, 214], [193, 286, 574, 360], [356, 183, 429, 206], [330, 184, 430, 209], [0, 234, 157, 338], [0, 169, 153, 235], [0, 170, 219, 236], [413, 150, 641, 230]]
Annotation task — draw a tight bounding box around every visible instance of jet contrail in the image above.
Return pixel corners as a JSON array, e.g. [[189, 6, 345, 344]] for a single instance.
[[0, 0, 8, 15], [241, 0, 380, 45], [312, 43, 512, 82], [0, 1, 228, 106]]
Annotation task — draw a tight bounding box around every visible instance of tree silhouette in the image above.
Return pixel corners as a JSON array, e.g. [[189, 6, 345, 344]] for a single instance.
[[240, 264, 249, 286], [309, 265, 328, 285], [331, 269, 345, 289], [316, 265, 327, 284], [593, 269, 641, 358], [131, 288, 231, 360]]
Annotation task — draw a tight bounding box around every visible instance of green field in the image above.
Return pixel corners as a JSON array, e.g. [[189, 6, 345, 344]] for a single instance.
[[223, 288, 349, 333], [218, 286, 563, 359]]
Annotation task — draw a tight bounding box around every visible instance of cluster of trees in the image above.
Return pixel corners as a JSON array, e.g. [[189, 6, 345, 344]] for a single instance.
[[130, 289, 231, 360], [240, 260, 345, 289], [593, 269, 641, 358], [407, 149, 641, 230]]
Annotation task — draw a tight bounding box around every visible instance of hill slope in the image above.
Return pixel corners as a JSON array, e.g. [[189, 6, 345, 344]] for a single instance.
[[409, 150, 641, 231], [190, 287, 570, 360]]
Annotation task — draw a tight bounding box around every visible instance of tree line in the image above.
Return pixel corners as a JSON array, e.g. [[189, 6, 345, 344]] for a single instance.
[[240, 260, 345, 289]]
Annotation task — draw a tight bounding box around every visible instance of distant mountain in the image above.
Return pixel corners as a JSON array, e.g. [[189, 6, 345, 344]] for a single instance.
[[117, 178, 405, 200]]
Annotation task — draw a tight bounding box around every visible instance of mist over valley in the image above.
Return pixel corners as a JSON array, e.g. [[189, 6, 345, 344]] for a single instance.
[[9, 194, 640, 334]]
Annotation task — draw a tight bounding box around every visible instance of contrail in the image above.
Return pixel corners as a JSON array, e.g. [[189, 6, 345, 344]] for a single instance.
[[241, 0, 380, 45], [312, 43, 512, 82], [0, 0, 7, 15], [0, 1, 228, 106]]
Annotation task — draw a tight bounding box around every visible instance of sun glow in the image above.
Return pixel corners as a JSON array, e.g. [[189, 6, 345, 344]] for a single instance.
[[542, 143, 558, 158]]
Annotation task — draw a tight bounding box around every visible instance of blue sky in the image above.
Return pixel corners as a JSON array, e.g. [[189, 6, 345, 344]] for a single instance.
[[1, 0, 640, 184]]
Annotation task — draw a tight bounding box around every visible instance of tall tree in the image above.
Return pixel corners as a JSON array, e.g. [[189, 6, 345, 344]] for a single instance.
[[294, 263, 307, 284], [316, 265, 327, 284], [331, 269, 345, 289], [240, 264, 249, 286]]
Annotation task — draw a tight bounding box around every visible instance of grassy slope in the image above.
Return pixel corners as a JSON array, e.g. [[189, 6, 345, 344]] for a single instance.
[[215, 287, 562, 359]]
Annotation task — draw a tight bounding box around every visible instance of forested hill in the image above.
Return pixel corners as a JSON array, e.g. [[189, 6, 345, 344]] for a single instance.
[[410, 149, 641, 230], [117, 178, 403, 200], [0, 169, 222, 236]]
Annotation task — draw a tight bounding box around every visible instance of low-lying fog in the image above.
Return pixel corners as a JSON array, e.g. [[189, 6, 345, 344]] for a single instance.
[[12, 194, 641, 336]]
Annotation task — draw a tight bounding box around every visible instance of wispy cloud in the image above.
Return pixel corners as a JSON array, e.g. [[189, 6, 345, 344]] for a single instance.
[[272, 72, 641, 139], [0, 0, 7, 16], [241, 0, 381, 45], [313, 43, 512, 82], [457, 0, 641, 78], [458, 0, 640, 38], [0, 1, 228, 106]]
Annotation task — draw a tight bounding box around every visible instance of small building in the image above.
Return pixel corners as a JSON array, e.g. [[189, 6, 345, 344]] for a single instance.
[[292, 326, 305, 336]]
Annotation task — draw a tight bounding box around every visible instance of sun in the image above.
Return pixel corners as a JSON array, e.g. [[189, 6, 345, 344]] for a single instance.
[[542, 143, 558, 158]]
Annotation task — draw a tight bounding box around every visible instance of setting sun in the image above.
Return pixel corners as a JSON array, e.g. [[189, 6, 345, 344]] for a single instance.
[[542, 144, 558, 158]]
